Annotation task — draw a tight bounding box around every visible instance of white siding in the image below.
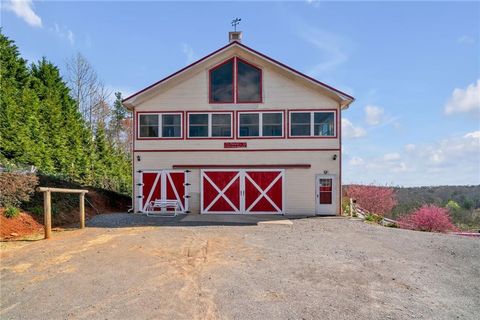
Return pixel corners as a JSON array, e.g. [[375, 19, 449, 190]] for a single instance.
[[134, 151, 340, 215]]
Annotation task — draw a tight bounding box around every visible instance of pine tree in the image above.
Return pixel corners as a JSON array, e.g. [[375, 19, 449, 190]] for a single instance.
[[1, 31, 132, 195], [0, 31, 32, 161]]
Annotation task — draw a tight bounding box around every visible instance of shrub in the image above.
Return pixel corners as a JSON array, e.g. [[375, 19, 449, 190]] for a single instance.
[[4, 207, 20, 218], [344, 185, 397, 216], [398, 204, 459, 233], [365, 213, 383, 223], [0, 173, 39, 207]]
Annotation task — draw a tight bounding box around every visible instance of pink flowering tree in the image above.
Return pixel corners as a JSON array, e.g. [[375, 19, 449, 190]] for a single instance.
[[344, 185, 397, 216], [398, 205, 459, 233]]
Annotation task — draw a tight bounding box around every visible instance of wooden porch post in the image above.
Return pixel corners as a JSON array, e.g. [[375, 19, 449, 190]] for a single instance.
[[44, 191, 52, 239], [79, 192, 85, 229]]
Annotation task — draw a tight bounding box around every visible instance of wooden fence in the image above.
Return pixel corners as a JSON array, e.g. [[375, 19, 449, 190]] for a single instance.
[[36, 187, 89, 239]]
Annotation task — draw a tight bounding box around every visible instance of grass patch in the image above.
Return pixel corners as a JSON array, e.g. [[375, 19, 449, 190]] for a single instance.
[[4, 207, 20, 219]]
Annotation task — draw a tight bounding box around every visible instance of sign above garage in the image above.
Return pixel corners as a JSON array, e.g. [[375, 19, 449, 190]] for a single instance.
[[224, 142, 247, 148]]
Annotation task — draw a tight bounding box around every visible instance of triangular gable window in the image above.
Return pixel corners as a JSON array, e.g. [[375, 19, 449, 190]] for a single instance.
[[209, 57, 262, 104]]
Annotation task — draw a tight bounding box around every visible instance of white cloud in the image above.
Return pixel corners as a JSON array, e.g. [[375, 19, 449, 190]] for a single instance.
[[405, 144, 416, 152], [458, 35, 476, 45], [4, 0, 42, 27], [344, 131, 480, 186], [306, 0, 321, 8], [464, 130, 480, 139], [383, 153, 401, 161], [349, 156, 364, 166], [298, 25, 349, 77], [181, 43, 196, 64], [444, 80, 480, 115], [364, 105, 384, 125], [67, 30, 75, 45], [342, 118, 366, 139], [52, 23, 75, 45]]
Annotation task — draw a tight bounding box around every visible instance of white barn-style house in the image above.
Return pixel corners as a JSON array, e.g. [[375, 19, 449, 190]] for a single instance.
[[123, 32, 354, 216]]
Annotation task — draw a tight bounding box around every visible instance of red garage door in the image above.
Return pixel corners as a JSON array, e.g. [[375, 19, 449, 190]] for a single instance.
[[201, 169, 284, 214], [140, 170, 188, 213]]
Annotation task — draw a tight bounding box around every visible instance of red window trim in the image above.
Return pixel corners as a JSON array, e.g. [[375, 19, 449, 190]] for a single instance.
[[136, 111, 184, 140], [186, 111, 235, 140], [287, 109, 338, 139], [208, 56, 263, 105], [236, 110, 286, 140], [172, 164, 311, 169], [134, 148, 340, 152], [208, 58, 235, 104]]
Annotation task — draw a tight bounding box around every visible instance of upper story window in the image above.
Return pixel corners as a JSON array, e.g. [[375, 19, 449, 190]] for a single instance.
[[209, 59, 234, 103], [238, 111, 284, 138], [209, 57, 262, 104], [188, 112, 233, 138], [138, 113, 182, 139], [289, 111, 336, 137]]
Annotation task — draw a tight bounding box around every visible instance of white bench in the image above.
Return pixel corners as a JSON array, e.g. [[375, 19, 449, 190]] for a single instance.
[[146, 199, 180, 217]]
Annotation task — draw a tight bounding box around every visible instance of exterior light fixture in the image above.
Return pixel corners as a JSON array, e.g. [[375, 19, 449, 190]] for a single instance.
[[323, 170, 328, 174], [332, 154, 337, 160], [137, 155, 141, 162]]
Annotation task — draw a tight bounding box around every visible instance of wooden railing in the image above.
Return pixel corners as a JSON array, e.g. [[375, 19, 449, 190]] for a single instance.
[[36, 187, 89, 239], [348, 198, 398, 226]]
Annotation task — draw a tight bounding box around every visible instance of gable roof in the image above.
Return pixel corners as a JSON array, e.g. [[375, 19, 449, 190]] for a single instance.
[[122, 40, 354, 109]]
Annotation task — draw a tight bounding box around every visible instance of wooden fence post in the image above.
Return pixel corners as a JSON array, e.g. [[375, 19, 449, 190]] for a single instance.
[[44, 191, 52, 239], [349, 198, 353, 217], [79, 193, 85, 229]]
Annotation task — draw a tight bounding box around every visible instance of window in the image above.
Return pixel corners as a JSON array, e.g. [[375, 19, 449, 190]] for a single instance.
[[314, 112, 334, 136], [139, 114, 159, 138], [289, 111, 335, 137], [239, 112, 283, 138], [138, 113, 182, 138], [290, 112, 311, 136], [162, 114, 181, 137], [209, 57, 262, 103], [262, 113, 282, 137], [188, 112, 232, 138], [209, 59, 234, 103], [211, 114, 231, 137], [189, 114, 209, 137], [237, 59, 261, 103], [239, 113, 259, 137]]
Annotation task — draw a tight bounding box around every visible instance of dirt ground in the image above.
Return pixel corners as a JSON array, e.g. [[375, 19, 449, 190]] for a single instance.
[[1, 214, 479, 320]]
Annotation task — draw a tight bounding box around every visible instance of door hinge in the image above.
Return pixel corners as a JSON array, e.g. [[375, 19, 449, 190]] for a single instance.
[[137, 170, 143, 173], [137, 196, 142, 199], [184, 183, 191, 186], [185, 210, 191, 214], [184, 195, 191, 199], [185, 170, 191, 173], [136, 183, 143, 186]]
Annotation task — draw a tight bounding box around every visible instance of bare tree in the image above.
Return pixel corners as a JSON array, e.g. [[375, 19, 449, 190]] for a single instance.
[[66, 52, 111, 130]]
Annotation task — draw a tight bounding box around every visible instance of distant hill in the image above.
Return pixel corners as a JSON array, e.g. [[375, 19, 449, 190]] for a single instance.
[[394, 185, 480, 210]]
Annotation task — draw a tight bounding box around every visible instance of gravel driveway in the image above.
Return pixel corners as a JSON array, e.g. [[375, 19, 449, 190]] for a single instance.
[[1, 214, 479, 320]]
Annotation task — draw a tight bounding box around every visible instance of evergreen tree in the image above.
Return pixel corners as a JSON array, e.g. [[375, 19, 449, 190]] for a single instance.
[[0, 31, 131, 195]]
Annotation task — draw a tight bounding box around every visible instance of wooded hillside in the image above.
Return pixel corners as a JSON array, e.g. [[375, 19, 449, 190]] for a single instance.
[[0, 31, 131, 195]]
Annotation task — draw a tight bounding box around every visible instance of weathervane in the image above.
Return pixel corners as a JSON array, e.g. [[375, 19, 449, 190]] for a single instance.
[[231, 18, 241, 31]]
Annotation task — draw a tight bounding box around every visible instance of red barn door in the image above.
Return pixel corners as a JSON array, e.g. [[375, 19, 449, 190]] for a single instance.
[[244, 170, 284, 214], [201, 169, 284, 214], [201, 170, 241, 213], [140, 170, 188, 213]]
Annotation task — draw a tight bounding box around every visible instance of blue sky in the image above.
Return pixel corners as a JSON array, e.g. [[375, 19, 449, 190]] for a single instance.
[[2, 0, 479, 186]]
